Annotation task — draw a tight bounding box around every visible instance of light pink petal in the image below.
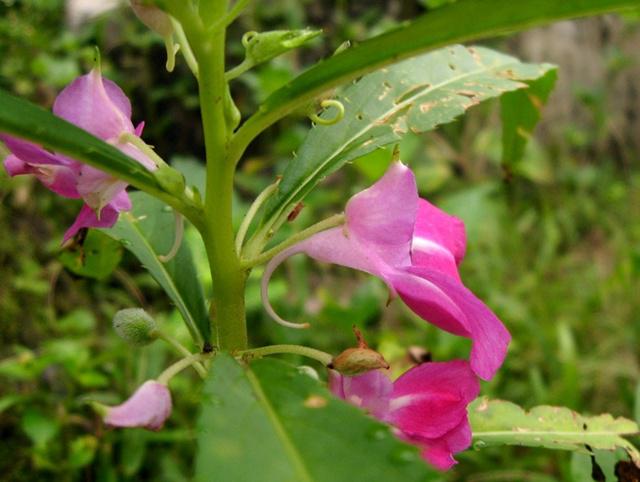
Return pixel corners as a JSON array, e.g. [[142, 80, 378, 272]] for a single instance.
[[345, 161, 417, 267], [104, 380, 172, 431], [329, 369, 393, 419], [402, 267, 510, 381], [63, 203, 121, 242], [419, 418, 472, 470], [77, 164, 127, 211], [1, 134, 71, 167], [116, 141, 157, 171], [4, 155, 81, 198], [53, 69, 134, 141], [387, 361, 479, 439], [411, 199, 466, 280]]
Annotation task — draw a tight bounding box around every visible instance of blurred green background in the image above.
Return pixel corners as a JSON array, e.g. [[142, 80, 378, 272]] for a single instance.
[[0, 1, 639, 480]]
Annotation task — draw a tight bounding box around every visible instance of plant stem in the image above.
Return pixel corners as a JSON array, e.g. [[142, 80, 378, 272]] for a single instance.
[[157, 353, 212, 384], [241, 213, 345, 268], [155, 330, 207, 377], [239, 344, 333, 366], [184, 0, 248, 351], [235, 180, 279, 254], [172, 20, 199, 77]]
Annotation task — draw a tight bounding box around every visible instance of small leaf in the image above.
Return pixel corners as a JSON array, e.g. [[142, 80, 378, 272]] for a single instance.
[[21, 409, 60, 449], [264, 46, 553, 227], [195, 353, 437, 482], [501, 67, 558, 172], [58, 229, 123, 280], [470, 397, 640, 467], [103, 192, 209, 345], [69, 436, 98, 469]]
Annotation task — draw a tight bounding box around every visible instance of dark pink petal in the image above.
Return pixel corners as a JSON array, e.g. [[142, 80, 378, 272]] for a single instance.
[[53, 69, 134, 141], [387, 361, 479, 439], [419, 418, 472, 470], [345, 161, 417, 267], [104, 380, 172, 431], [134, 121, 145, 137], [328, 369, 393, 419], [411, 199, 466, 280], [401, 267, 510, 381], [1, 134, 71, 167]]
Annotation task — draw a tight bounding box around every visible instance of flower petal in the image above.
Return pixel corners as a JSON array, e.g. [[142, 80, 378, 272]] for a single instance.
[[104, 380, 172, 431], [1, 134, 72, 167], [63, 202, 121, 242], [388, 361, 478, 439], [53, 69, 134, 140], [328, 369, 393, 419], [4, 155, 81, 198], [419, 418, 472, 470], [345, 161, 418, 267], [400, 267, 510, 381], [411, 199, 466, 280], [76, 165, 127, 212]]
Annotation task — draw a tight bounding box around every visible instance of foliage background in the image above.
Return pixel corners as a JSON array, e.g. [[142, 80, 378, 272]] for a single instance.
[[0, 1, 638, 480]]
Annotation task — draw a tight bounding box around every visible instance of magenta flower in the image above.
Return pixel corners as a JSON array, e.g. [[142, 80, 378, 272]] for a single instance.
[[329, 360, 479, 470], [104, 380, 172, 431], [1, 68, 156, 241], [262, 162, 510, 380]]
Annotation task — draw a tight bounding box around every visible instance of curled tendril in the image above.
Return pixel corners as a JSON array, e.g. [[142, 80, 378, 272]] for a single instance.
[[158, 212, 184, 263], [308, 99, 345, 126], [242, 31, 258, 48]]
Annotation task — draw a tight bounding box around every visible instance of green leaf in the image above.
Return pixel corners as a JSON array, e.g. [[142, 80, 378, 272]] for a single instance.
[[470, 397, 640, 466], [231, 0, 638, 156], [264, 46, 553, 226], [58, 229, 123, 280], [103, 192, 210, 345], [69, 436, 98, 469], [501, 67, 558, 171], [21, 408, 60, 449], [195, 353, 437, 482], [0, 88, 163, 199]]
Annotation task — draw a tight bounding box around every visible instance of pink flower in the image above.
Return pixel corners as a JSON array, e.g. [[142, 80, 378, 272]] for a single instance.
[[329, 360, 479, 470], [1, 68, 156, 242], [104, 380, 172, 431], [262, 162, 510, 380]]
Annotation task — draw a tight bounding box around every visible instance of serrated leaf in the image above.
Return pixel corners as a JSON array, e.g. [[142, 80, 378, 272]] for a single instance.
[[103, 192, 209, 345], [195, 353, 437, 482], [470, 397, 640, 466], [264, 46, 553, 225], [501, 67, 558, 170]]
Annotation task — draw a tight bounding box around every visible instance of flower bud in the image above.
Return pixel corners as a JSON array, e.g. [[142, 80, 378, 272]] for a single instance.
[[328, 326, 389, 376], [104, 380, 172, 431], [113, 308, 158, 346], [242, 29, 321, 66], [130, 1, 173, 37], [154, 165, 186, 196]]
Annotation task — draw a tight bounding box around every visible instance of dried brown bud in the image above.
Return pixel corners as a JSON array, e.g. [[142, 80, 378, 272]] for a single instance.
[[287, 202, 304, 222], [328, 326, 389, 376]]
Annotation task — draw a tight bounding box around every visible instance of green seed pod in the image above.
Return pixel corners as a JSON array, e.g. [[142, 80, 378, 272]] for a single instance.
[[113, 308, 158, 347], [130, 1, 174, 38]]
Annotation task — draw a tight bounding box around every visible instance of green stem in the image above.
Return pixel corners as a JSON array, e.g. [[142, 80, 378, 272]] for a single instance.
[[235, 180, 279, 254], [119, 133, 169, 169], [224, 59, 254, 82], [155, 330, 207, 377], [241, 213, 345, 268], [239, 344, 333, 366], [172, 19, 199, 77], [157, 353, 212, 384], [182, 0, 247, 351]]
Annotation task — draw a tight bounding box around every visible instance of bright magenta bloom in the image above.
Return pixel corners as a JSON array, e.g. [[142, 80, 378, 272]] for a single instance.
[[104, 380, 172, 431], [262, 162, 510, 380], [1, 69, 155, 241], [329, 361, 479, 470]]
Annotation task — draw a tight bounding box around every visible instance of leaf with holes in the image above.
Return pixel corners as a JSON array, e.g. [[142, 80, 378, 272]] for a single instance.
[[103, 192, 210, 346], [195, 353, 438, 482], [470, 397, 640, 467], [263, 46, 554, 227]]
